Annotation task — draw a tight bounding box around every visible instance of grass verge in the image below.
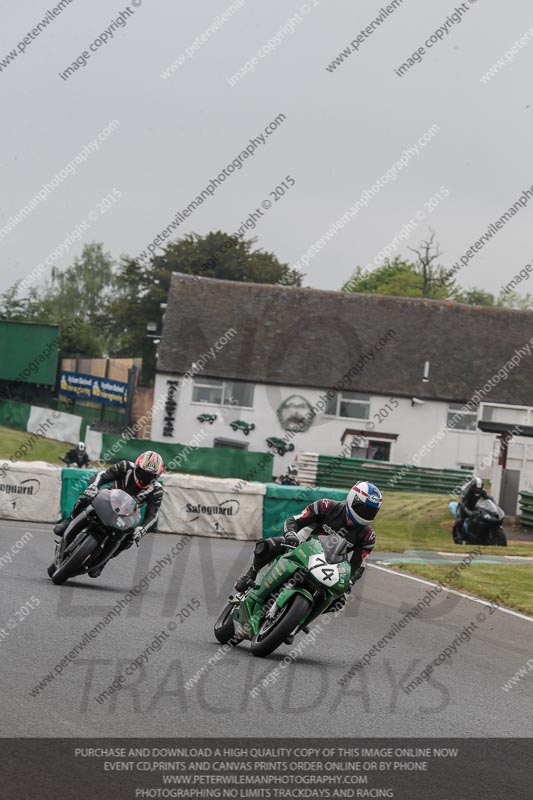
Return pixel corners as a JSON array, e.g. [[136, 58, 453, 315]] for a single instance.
[[378, 492, 533, 557], [0, 425, 72, 465], [389, 562, 533, 617]]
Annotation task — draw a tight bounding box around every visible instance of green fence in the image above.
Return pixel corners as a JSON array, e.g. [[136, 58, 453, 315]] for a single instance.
[[0, 399, 32, 431], [518, 491, 533, 527], [316, 455, 467, 495], [100, 433, 273, 482], [262, 483, 347, 539]]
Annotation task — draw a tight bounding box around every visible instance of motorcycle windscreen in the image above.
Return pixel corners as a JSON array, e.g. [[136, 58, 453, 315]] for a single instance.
[[476, 497, 504, 519], [93, 489, 141, 530], [316, 534, 352, 564]]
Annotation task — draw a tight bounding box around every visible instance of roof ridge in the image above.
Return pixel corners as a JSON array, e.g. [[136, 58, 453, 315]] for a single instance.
[[169, 273, 533, 316]]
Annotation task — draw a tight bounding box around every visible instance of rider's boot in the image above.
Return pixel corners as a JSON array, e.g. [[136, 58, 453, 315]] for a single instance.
[[88, 565, 105, 578], [234, 566, 257, 593], [452, 521, 464, 544], [53, 518, 70, 537]]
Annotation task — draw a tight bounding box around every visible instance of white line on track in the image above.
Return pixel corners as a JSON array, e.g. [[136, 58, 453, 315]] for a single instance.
[[368, 563, 533, 623]]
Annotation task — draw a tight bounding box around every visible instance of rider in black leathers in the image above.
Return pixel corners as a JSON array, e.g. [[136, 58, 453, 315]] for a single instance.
[[234, 482, 382, 611], [53, 453, 164, 577], [453, 476, 488, 543], [61, 441, 90, 468]]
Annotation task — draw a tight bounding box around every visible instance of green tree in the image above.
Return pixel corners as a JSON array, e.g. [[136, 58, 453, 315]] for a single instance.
[[108, 231, 302, 382], [342, 258, 423, 296], [496, 290, 533, 310], [6, 243, 115, 355], [149, 231, 302, 286], [0, 283, 33, 320], [452, 287, 496, 306]]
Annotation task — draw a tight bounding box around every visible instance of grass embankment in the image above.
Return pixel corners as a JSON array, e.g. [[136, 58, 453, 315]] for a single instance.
[[379, 492, 533, 616], [378, 491, 533, 556], [390, 562, 533, 617], [0, 425, 72, 465]]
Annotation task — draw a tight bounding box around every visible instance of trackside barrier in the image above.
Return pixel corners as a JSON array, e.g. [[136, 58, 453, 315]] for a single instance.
[[0, 460, 62, 523], [158, 473, 266, 540], [60, 467, 96, 518], [309, 453, 467, 494], [518, 491, 533, 528], [0, 464, 266, 538], [262, 483, 347, 539], [98, 432, 273, 482], [0, 399, 84, 443]]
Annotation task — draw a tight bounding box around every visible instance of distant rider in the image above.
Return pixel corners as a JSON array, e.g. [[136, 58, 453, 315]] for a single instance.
[[453, 476, 488, 544], [53, 451, 164, 577], [61, 441, 90, 468], [234, 481, 382, 611]]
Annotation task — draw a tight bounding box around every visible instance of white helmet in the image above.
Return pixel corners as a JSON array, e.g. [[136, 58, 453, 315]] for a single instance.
[[346, 481, 383, 525], [77, 441, 86, 451]]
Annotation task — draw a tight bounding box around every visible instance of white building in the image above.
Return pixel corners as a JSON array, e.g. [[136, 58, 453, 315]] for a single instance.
[[151, 274, 533, 489]]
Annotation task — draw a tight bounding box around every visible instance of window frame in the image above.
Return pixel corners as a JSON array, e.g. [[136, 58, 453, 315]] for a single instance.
[[323, 391, 371, 420], [191, 377, 255, 410], [446, 403, 478, 432]]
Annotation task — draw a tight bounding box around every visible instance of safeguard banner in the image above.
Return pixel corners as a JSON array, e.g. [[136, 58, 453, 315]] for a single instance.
[[1, 738, 531, 800], [0, 461, 61, 523], [158, 472, 266, 540], [60, 371, 129, 407]]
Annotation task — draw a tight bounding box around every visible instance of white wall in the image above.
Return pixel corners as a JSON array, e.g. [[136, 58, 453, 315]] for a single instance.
[[151, 372, 509, 475]]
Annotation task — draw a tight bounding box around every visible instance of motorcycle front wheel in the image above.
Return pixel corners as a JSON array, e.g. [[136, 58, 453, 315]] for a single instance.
[[50, 534, 99, 585], [495, 528, 508, 546], [250, 593, 311, 658], [214, 601, 242, 645]]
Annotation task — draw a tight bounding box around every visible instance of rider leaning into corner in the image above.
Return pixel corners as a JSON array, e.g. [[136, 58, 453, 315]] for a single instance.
[[53, 450, 164, 577], [234, 481, 382, 611]]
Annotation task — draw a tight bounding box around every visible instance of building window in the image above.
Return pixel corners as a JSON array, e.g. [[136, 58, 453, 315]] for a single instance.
[[447, 404, 478, 431], [325, 392, 370, 419], [192, 377, 254, 408], [482, 404, 528, 425], [351, 439, 391, 461]]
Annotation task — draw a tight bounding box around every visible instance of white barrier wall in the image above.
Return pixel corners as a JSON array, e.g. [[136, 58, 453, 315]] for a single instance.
[[85, 429, 103, 462], [0, 461, 62, 523], [158, 473, 266, 540], [27, 406, 82, 444]]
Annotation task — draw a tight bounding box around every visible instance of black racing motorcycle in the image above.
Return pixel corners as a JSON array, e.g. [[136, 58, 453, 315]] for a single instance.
[[449, 497, 508, 546], [47, 488, 141, 585]]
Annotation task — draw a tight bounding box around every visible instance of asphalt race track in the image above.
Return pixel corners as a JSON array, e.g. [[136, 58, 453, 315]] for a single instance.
[[1, 521, 532, 737]]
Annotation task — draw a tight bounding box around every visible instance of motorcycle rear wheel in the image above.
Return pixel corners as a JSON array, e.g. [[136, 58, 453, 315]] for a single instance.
[[51, 534, 99, 585], [251, 593, 311, 658]]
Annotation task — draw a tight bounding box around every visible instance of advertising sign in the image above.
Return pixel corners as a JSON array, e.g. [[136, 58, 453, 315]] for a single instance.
[[60, 371, 129, 407]]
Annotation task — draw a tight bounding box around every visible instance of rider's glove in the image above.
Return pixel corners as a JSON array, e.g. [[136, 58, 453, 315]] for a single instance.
[[83, 485, 98, 500], [283, 531, 300, 547], [133, 526, 145, 546]]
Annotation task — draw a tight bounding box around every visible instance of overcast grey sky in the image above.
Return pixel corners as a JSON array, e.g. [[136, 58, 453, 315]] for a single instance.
[[1, 0, 532, 298]]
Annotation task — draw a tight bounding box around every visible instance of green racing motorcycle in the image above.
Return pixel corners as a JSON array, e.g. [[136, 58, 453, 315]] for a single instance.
[[214, 533, 352, 657]]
